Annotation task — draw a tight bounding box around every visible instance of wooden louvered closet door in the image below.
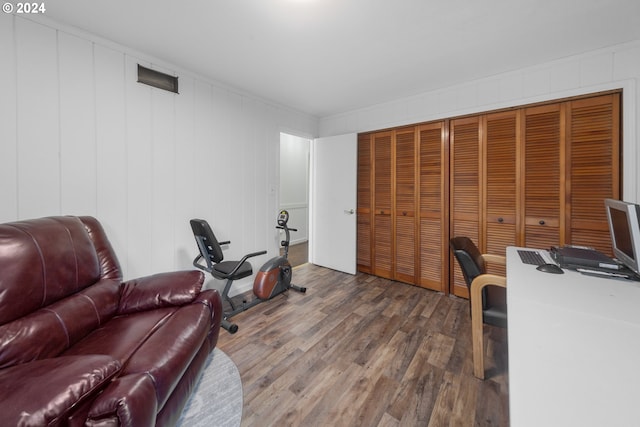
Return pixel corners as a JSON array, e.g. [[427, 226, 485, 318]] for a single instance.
[[357, 133, 372, 274], [418, 122, 447, 291], [450, 116, 481, 298], [394, 127, 417, 284], [373, 131, 393, 279], [484, 111, 520, 272], [356, 90, 620, 296], [480, 111, 519, 310], [565, 93, 620, 254], [523, 104, 563, 249]]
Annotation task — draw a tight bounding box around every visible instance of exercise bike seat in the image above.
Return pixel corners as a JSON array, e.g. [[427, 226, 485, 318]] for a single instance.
[[211, 260, 253, 280], [190, 218, 265, 281]]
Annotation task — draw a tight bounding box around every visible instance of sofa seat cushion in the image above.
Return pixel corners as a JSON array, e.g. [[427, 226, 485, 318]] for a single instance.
[[65, 302, 214, 410], [0, 355, 121, 426], [121, 302, 214, 409], [63, 308, 177, 365]]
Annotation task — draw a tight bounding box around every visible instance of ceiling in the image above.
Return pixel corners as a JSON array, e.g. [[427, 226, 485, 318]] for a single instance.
[[45, 0, 640, 117]]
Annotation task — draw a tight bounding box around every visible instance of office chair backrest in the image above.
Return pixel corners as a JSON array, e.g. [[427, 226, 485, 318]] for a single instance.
[[190, 219, 224, 266], [449, 236, 487, 287]]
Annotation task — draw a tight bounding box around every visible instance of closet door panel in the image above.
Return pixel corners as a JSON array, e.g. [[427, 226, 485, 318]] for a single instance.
[[418, 122, 447, 291], [523, 104, 562, 249], [450, 117, 481, 297], [394, 128, 417, 283], [484, 111, 519, 262], [357, 133, 372, 273], [373, 131, 393, 278], [566, 93, 620, 254]]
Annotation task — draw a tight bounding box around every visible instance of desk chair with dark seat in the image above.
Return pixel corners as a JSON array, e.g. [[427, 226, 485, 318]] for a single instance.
[[450, 236, 507, 379], [190, 218, 266, 332]]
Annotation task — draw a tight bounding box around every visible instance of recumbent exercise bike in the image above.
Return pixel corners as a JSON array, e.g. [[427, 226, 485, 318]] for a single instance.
[[190, 210, 306, 333]]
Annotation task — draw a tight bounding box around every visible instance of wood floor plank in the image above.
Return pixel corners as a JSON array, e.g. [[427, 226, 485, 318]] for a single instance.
[[216, 263, 509, 426], [297, 361, 368, 425]]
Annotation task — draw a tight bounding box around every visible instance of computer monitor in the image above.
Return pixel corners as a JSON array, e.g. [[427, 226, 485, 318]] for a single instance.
[[604, 198, 640, 275]]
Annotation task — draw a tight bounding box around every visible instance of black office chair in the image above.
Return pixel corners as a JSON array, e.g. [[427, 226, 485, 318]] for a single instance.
[[449, 236, 507, 379], [190, 219, 266, 332]]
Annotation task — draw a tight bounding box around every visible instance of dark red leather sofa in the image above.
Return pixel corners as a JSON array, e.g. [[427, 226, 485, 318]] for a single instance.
[[0, 216, 223, 426]]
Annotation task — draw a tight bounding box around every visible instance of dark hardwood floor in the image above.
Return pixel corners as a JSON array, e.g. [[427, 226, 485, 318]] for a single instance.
[[280, 241, 308, 268], [216, 263, 509, 426]]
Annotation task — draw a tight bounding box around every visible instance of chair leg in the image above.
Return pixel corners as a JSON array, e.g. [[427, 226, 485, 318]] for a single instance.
[[471, 288, 485, 379]]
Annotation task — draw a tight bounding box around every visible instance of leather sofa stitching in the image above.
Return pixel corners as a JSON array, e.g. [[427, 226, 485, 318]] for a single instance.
[[6, 224, 48, 306], [79, 293, 102, 326], [42, 308, 71, 349]]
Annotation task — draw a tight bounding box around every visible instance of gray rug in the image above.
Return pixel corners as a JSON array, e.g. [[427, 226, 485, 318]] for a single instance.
[[177, 348, 243, 427]]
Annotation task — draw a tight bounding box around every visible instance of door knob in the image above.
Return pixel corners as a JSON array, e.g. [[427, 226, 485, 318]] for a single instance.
[[344, 209, 355, 215]]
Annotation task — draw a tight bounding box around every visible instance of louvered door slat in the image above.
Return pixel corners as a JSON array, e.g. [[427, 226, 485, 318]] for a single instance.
[[418, 122, 446, 291], [394, 128, 416, 283], [373, 132, 393, 278], [524, 105, 561, 249], [374, 133, 393, 213], [357, 133, 372, 211], [485, 111, 518, 258], [450, 117, 481, 297], [567, 93, 620, 254], [357, 214, 371, 269], [357, 133, 372, 272]]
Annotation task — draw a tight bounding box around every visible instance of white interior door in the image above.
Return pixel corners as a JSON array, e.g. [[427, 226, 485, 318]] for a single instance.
[[310, 133, 357, 274]]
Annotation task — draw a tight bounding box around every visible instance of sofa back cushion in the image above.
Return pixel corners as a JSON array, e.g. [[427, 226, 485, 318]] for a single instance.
[[0, 278, 121, 367], [0, 216, 123, 366]]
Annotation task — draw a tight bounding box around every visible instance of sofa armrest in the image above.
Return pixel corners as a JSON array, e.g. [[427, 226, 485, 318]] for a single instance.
[[86, 373, 158, 427], [118, 270, 205, 315], [0, 355, 121, 426], [194, 288, 224, 349]]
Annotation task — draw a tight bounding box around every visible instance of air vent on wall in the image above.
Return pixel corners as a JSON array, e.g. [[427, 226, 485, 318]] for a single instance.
[[137, 65, 179, 93]]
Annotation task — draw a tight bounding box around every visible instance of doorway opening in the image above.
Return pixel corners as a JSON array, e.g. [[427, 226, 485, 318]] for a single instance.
[[279, 132, 311, 267]]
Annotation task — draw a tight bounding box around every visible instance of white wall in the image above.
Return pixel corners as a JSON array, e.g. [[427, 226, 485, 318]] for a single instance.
[[279, 133, 310, 245], [0, 14, 318, 295], [319, 40, 640, 203], [4, 13, 639, 294]]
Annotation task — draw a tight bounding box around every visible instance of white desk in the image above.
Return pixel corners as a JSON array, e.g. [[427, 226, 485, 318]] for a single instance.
[[507, 247, 640, 427]]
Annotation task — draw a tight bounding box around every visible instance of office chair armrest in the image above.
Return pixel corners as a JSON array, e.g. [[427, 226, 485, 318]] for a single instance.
[[471, 273, 506, 292], [470, 273, 506, 379], [470, 273, 507, 328], [481, 254, 506, 266]]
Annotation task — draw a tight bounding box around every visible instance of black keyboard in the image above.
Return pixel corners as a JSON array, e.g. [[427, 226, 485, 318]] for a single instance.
[[517, 250, 546, 266]]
